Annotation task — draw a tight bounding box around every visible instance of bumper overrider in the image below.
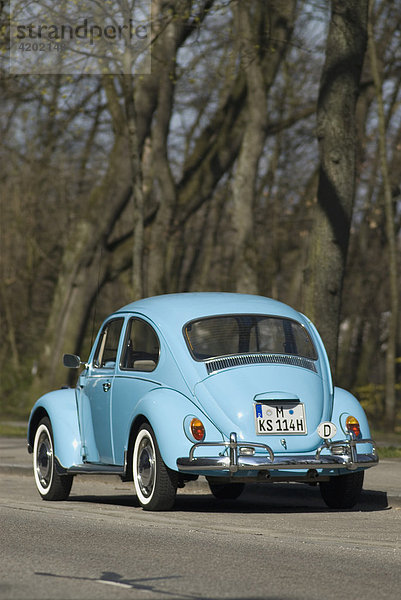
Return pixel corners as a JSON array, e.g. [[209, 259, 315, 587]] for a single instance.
[[176, 432, 379, 474]]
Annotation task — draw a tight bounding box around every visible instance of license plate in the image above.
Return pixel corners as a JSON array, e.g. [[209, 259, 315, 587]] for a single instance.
[[254, 402, 307, 435]]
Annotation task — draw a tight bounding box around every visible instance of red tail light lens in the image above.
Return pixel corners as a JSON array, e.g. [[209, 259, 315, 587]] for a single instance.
[[190, 418, 205, 442], [346, 416, 361, 438]]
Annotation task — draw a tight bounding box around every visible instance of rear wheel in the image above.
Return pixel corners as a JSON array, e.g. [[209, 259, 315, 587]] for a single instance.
[[33, 417, 73, 501], [133, 424, 178, 511], [209, 481, 245, 500], [319, 470, 364, 509]]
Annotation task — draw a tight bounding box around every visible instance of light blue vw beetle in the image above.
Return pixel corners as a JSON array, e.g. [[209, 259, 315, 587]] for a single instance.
[[28, 293, 378, 510]]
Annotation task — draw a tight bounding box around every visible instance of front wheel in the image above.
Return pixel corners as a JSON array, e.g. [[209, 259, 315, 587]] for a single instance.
[[33, 417, 73, 501], [133, 424, 178, 511], [319, 470, 364, 509]]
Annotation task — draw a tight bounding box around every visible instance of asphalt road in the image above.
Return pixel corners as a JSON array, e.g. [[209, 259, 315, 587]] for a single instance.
[[1, 467, 401, 600]]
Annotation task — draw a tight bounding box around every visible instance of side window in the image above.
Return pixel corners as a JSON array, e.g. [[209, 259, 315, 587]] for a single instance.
[[93, 318, 124, 368], [121, 318, 160, 372]]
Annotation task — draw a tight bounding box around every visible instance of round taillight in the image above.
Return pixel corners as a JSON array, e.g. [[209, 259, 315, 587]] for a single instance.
[[190, 418, 205, 442], [346, 416, 361, 438]]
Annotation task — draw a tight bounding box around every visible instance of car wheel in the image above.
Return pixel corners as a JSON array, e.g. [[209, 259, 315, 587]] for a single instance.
[[208, 481, 245, 500], [319, 470, 364, 509], [133, 424, 178, 511], [33, 417, 73, 501]]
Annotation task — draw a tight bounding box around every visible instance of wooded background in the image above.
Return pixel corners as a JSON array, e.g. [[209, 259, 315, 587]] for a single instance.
[[1, 0, 400, 431]]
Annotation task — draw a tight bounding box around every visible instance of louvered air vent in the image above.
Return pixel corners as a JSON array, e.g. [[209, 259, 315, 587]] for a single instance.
[[205, 353, 317, 375]]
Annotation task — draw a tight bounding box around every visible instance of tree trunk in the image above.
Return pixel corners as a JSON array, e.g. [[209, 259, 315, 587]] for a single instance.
[[304, 0, 369, 372], [367, 1, 399, 431], [122, 74, 145, 301], [145, 3, 180, 297], [37, 140, 132, 390], [232, 0, 297, 294]]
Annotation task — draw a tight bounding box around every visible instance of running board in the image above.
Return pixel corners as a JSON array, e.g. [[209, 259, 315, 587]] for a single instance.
[[56, 459, 125, 476]]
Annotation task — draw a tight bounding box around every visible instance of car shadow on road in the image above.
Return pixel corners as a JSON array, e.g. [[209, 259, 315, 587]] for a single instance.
[[173, 484, 389, 514], [68, 482, 390, 514]]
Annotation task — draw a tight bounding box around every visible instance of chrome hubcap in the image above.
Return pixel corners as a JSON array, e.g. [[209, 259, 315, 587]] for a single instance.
[[137, 439, 155, 498], [36, 433, 52, 488]]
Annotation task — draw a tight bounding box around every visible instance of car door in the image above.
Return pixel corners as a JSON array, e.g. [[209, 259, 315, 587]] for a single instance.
[[111, 317, 161, 465], [79, 317, 124, 464]]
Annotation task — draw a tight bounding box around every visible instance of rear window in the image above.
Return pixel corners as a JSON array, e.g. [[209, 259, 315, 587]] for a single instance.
[[184, 315, 317, 361]]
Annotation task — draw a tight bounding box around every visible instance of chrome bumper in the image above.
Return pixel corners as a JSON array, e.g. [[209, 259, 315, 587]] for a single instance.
[[177, 432, 379, 474]]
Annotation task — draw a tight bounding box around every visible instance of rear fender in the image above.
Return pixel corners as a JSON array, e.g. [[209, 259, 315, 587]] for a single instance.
[[28, 388, 82, 469], [331, 386, 372, 449], [130, 388, 224, 471]]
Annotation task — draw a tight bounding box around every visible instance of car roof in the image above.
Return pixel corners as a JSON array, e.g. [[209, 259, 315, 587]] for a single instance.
[[113, 293, 319, 381], [116, 292, 304, 328]]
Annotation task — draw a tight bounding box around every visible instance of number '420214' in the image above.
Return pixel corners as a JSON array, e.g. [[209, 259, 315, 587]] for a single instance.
[[18, 43, 65, 52]]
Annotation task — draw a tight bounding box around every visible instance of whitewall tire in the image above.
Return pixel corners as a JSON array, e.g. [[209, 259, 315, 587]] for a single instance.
[[133, 424, 177, 511], [33, 417, 73, 501]]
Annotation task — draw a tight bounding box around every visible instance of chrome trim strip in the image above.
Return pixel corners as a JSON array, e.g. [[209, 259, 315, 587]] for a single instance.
[[56, 461, 125, 476], [177, 432, 379, 474]]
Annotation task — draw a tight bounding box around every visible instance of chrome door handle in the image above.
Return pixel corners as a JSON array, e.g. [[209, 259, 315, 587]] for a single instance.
[[103, 382, 111, 392]]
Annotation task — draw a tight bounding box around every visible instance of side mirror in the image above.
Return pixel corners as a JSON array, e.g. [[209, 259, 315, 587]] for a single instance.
[[63, 354, 81, 369]]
